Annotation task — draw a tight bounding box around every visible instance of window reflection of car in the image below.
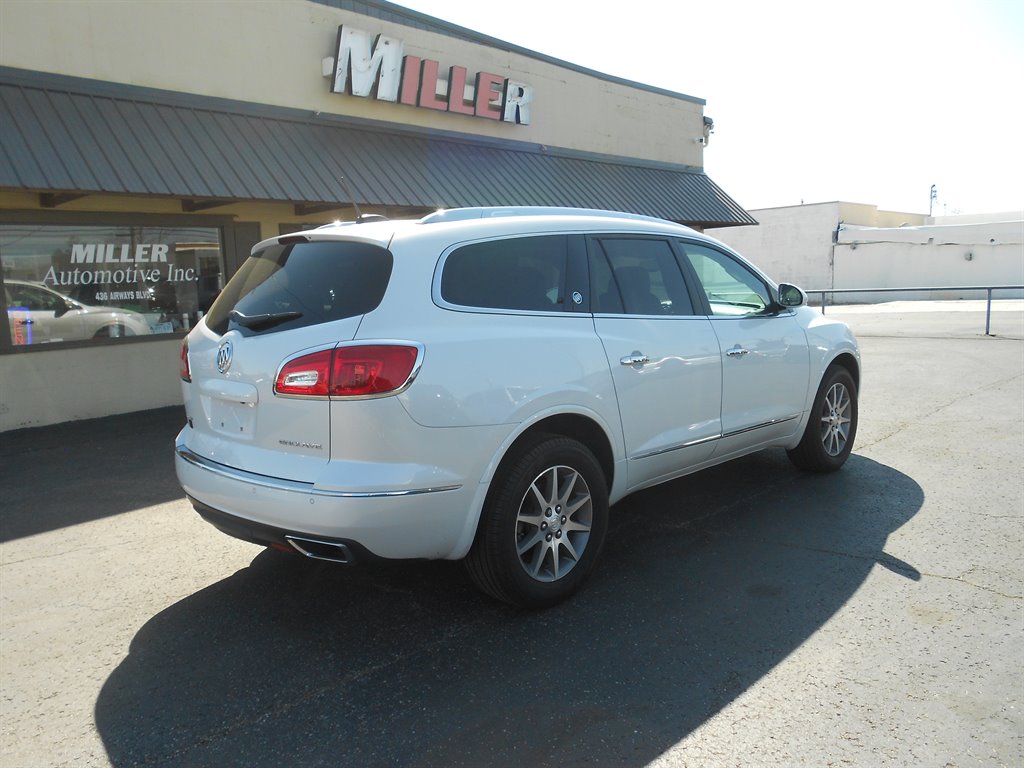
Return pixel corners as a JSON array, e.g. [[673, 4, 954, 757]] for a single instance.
[[4, 279, 152, 344]]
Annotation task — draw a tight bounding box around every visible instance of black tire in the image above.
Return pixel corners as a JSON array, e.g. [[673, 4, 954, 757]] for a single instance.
[[465, 435, 609, 608], [787, 364, 858, 472]]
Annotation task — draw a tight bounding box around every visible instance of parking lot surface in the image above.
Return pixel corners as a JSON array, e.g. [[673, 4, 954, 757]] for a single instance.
[[1, 303, 1022, 767]]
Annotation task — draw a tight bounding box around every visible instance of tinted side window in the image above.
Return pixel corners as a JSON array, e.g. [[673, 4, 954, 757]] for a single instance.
[[205, 241, 393, 335], [592, 238, 694, 316], [10, 285, 64, 311], [680, 243, 771, 317], [441, 236, 567, 312]]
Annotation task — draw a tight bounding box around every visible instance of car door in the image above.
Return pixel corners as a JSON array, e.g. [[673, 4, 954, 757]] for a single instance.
[[6, 283, 62, 344], [679, 241, 810, 456], [14, 284, 91, 343], [588, 236, 722, 491]]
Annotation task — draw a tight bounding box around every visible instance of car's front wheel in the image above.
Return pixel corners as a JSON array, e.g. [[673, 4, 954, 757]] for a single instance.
[[466, 435, 608, 608], [787, 364, 858, 472]]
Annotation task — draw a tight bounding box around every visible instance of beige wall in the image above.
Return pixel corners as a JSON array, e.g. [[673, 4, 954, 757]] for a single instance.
[[0, 0, 706, 168], [0, 339, 183, 431], [836, 203, 926, 229]]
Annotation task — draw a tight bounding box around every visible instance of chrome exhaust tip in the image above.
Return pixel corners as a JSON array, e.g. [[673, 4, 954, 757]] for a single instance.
[[285, 535, 354, 564]]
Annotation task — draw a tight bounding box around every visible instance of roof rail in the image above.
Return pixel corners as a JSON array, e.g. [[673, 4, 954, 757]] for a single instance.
[[419, 207, 672, 225]]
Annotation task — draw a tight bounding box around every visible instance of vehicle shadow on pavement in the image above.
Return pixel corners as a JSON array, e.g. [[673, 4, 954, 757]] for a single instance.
[[95, 450, 922, 767], [0, 406, 186, 542]]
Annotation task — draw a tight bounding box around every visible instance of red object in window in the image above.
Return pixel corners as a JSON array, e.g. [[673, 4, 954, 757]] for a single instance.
[[180, 339, 191, 382]]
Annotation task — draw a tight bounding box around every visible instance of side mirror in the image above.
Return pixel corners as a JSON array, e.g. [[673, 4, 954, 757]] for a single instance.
[[54, 299, 78, 318], [777, 283, 806, 308]]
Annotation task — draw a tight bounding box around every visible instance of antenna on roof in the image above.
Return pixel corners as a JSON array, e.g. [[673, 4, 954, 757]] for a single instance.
[[337, 176, 387, 223], [339, 175, 363, 219]]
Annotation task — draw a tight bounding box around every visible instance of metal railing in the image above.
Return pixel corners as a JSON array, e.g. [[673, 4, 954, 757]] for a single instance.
[[806, 285, 1024, 336]]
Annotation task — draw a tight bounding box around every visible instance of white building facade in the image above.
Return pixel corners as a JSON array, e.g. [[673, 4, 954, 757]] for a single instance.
[[708, 203, 1024, 304]]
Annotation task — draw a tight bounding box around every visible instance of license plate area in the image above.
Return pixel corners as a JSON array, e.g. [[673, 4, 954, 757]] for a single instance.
[[207, 397, 256, 440]]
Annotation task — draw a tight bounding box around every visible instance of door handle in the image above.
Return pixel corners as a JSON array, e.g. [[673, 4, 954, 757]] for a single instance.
[[620, 352, 650, 367], [726, 345, 749, 357], [16, 318, 34, 325]]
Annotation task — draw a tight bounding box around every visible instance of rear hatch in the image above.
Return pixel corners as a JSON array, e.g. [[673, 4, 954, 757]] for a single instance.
[[182, 236, 394, 481]]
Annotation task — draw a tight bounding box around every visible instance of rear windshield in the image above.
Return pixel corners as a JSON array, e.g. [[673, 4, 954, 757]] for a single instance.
[[205, 240, 393, 336]]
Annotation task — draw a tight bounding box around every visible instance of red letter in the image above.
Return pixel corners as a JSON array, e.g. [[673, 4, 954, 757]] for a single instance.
[[474, 72, 503, 120], [446, 66, 475, 115], [400, 56, 420, 105], [418, 60, 448, 111]]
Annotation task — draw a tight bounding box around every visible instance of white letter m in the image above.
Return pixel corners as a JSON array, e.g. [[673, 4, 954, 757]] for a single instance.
[[332, 26, 404, 102]]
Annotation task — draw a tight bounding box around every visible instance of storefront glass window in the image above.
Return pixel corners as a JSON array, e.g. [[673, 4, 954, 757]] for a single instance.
[[1, 224, 224, 346]]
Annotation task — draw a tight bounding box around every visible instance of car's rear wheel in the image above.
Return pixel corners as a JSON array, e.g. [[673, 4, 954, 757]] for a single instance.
[[466, 435, 608, 608], [787, 364, 858, 472]]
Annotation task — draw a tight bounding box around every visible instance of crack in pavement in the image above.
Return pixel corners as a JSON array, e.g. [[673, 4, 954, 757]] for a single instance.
[[856, 370, 1024, 451], [734, 537, 1023, 600]]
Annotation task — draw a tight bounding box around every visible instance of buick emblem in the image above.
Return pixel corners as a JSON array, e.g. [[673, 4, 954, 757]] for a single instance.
[[216, 340, 233, 374]]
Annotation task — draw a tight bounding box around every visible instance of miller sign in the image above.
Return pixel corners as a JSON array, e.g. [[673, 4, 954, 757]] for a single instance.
[[324, 26, 533, 124]]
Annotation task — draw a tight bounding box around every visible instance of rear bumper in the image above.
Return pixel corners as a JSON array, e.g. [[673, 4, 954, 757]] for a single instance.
[[187, 497, 386, 564], [175, 435, 482, 560]]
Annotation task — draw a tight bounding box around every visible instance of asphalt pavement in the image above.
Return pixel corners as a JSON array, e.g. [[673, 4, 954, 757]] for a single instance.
[[1, 303, 1021, 767]]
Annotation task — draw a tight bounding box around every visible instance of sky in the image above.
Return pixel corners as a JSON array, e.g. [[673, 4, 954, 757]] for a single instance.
[[391, 0, 1024, 216]]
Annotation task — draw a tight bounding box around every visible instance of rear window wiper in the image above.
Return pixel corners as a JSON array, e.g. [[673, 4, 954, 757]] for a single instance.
[[229, 309, 303, 330]]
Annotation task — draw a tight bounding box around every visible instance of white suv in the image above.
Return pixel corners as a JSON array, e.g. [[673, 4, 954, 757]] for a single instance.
[[175, 208, 859, 607]]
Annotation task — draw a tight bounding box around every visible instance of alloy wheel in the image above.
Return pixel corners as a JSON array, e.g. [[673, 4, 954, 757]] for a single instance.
[[820, 382, 852, 456], [515, 465, 593, 582]]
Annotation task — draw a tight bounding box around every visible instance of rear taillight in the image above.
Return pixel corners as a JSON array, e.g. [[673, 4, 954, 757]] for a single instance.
[[331, 345, 419, 397], [275, 344, 420, 398], [180, 339, 191, 382], [275, 349, 332, 397]]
